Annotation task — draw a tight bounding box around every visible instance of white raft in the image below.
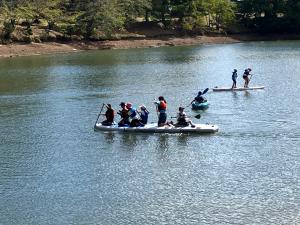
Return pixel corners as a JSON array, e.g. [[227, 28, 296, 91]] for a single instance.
[[213, 86, 265, 92], [94, 123, 218, 134]]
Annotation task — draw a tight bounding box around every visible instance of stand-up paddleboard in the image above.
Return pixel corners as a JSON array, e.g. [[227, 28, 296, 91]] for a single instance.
[[94, 122, 218, 134], [213, 86, 265, 92]]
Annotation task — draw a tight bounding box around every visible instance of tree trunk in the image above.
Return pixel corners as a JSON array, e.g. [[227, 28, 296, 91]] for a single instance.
[[145, 10, 149, 22]]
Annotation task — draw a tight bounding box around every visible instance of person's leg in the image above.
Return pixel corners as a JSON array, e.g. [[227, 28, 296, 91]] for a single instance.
[[246, 77, 249, 87], [243, 76, 247, 87], [158, 113, 163, 126], [158, 112, 167, 127], [129, 120, 134, 127], [133, 119, 141, 127], [124, 119, 130, 126], [189, 121, 195, 128], [162, 113, 167, 124], [118, 120, 124, 127]]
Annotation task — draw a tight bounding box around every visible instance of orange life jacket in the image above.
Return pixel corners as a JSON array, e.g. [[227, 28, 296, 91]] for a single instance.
[[158, 100, 167, 111]]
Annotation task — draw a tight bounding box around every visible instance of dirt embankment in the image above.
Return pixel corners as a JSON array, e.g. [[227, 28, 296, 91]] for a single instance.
[[1, 33, 300, 58]]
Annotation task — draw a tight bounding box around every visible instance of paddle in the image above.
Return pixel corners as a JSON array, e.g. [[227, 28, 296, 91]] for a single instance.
[[245, 73, 254, 88], [171, 114, 201, 119], [202, 87, 209, 95], [153, 100, 159, 118], [249, 73, 254, 81], [194, 114, 201, 119], [186, 88, 209, 107], [94, 103, 105, 128]]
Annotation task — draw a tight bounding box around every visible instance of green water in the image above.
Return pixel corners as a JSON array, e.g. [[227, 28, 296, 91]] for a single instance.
[[1, 41, 299, 225]]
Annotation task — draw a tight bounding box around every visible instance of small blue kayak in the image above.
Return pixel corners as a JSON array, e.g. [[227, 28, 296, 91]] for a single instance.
[[192, 101, 209, 110]]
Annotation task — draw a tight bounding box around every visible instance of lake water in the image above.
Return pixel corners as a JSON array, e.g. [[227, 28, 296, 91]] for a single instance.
[[0, 41, 299, 225]]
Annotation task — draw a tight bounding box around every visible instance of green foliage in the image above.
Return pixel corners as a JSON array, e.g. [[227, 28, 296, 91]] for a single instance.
[[3, 19, 16, 40], [182, 17, 194, 31], [282, 0, 300, 32], [59, 23, 75, 38], [121, 0, 152, 24], [75, 0, 125, 39], [1, 0, 300, 42], [170, 0, 235, 32], [26, 22, 33, 35], [151, 0, 172, 25], [236, 0, 300, 32], [0, 1, 11, 20]]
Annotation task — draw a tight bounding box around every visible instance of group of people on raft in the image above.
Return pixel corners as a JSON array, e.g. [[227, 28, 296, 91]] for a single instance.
[[101, 96, 196, 128], [231, 68, 253, 88]]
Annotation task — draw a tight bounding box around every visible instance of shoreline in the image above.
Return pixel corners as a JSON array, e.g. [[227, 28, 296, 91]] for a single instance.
[[1, 34, 300, 58]]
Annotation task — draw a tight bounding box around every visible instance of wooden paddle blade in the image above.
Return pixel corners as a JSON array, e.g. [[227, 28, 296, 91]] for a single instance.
[[194, 114, 201, 119]]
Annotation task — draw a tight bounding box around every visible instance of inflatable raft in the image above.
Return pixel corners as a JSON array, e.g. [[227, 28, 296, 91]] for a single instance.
[[191, 101, 209, 110], [213, 86, 265, 92], [94, 122, 218, 134]]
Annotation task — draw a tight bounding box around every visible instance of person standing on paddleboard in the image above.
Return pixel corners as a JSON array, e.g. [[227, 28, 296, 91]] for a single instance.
[[154, 96, 167, 127], [232, 69, 238, 88], [243, 68, 252, 88]]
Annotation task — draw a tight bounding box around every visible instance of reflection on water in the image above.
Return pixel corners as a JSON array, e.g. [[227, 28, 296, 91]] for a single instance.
[[120, 133, 140, 152], [231, 91, 238, 99], [155, 135, 170, 160], [244, 90, 251, 98], [1, 41, 300, 225], [176, 134, 188, 147], [103, 132, 116, 144]]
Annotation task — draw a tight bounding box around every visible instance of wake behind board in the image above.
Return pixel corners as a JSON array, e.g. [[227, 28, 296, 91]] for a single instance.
[[213, 86, 265, 92]]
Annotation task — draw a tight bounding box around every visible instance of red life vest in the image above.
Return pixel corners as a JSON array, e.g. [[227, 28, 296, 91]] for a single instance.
[[158, 100, 167, 111]]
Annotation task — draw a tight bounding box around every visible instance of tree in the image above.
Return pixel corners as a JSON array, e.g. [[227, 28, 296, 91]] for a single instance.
[[236, 0, 286, 32], [120, 0, 152, 24], [151, 0, 171, 25], [174, 0, 235, 32], [206, 0, 236, 30], [76, 0, 125, 39], [170, 0, 196, 20], [0, 0, 17, 40], [283, 0, 300, 32]]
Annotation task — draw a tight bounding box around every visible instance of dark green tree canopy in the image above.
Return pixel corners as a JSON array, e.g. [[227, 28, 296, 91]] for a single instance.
[[1, 0, 300, 41]]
